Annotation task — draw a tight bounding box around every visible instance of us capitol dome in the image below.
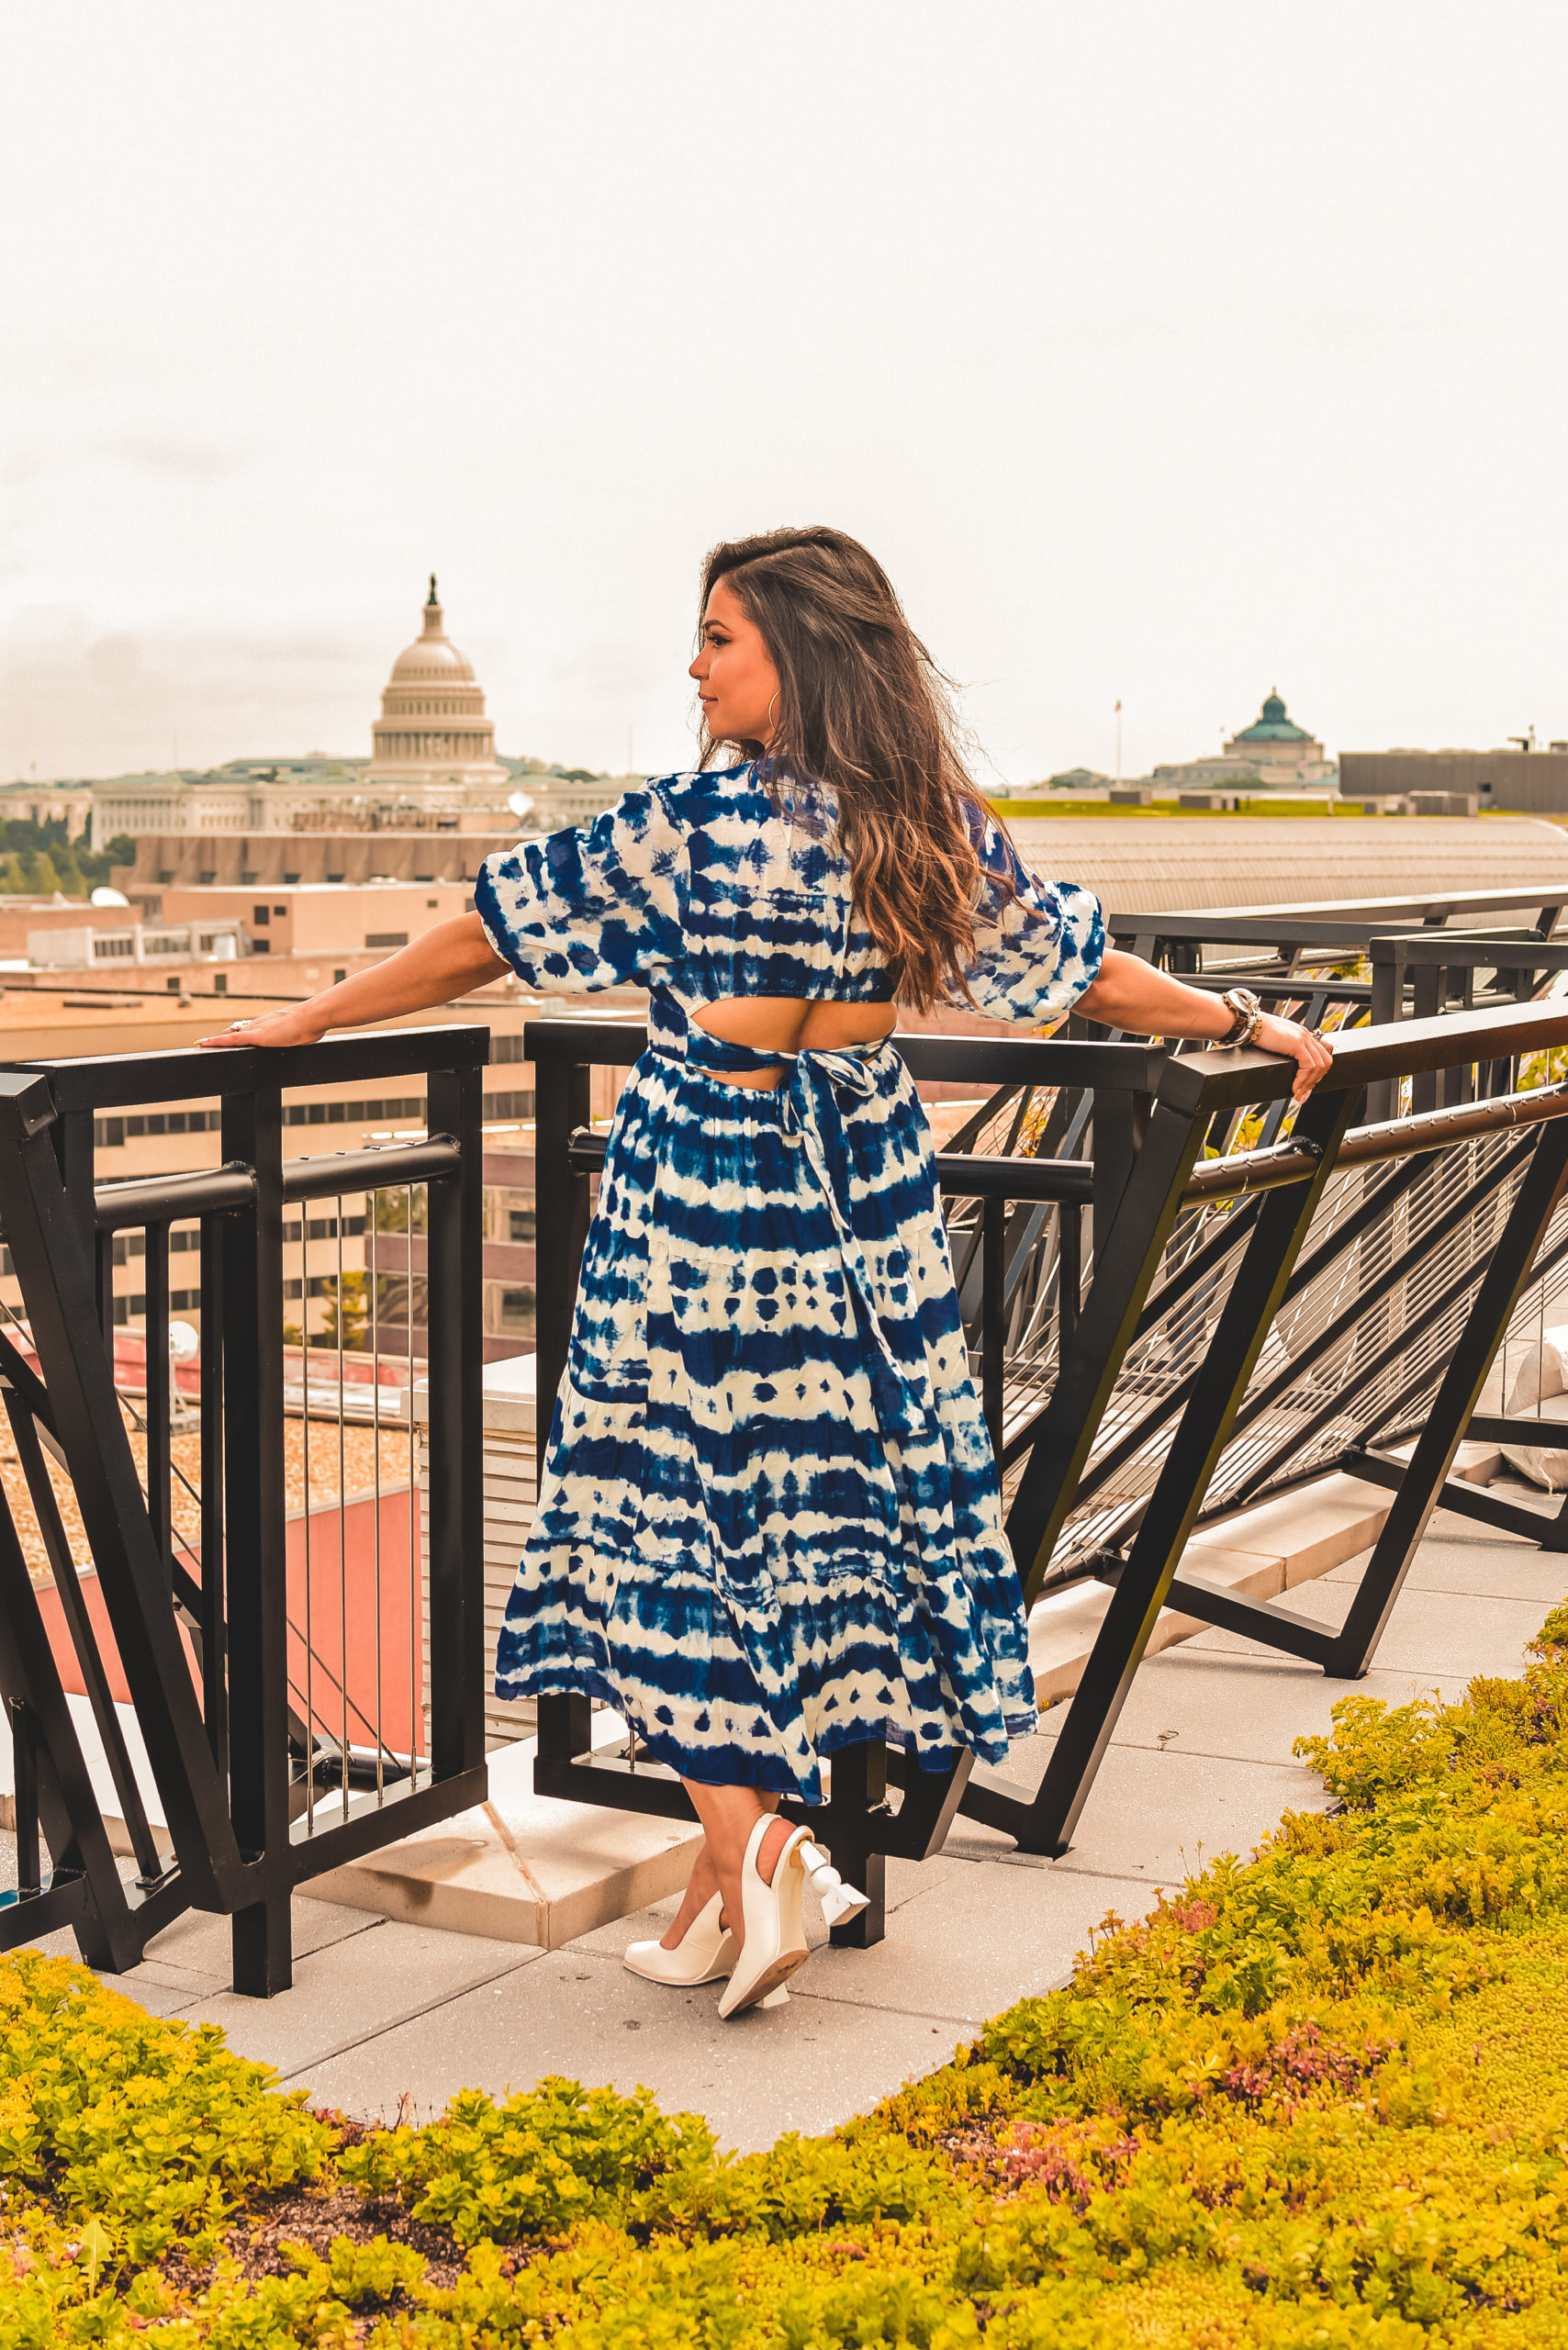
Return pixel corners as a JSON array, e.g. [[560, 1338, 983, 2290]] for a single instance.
[[362, 576, 510, 811]]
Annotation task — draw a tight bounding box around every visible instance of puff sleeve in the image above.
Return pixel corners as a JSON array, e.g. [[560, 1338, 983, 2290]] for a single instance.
[[956, 805, 1105, 1024], [474, 785, 689, 992]]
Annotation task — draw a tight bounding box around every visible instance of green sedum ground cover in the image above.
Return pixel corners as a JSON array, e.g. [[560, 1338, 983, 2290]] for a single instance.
[[7, 1607, 1568, 2346]]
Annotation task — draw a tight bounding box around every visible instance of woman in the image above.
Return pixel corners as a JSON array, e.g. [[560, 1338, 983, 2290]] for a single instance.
[[204, 527, 1330, 2018]]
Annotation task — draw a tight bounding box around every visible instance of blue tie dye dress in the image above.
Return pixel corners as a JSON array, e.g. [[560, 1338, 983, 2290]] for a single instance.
[[475, 762, 1104, 1800]]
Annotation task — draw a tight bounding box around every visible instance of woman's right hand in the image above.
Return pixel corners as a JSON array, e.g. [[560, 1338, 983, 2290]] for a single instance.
[[197, 916, 510, 1052], [198, 1002, 330, 1051]]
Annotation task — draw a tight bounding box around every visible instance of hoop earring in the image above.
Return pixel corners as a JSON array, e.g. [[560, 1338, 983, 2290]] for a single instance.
[[765, 691, 779, 733]]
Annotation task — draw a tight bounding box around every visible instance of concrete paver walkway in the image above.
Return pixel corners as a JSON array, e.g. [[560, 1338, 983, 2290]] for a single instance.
[[6, 1504, 1557, 2154]]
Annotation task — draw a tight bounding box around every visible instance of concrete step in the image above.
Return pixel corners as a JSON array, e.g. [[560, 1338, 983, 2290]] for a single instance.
[[297, 1712, 701, 1949]]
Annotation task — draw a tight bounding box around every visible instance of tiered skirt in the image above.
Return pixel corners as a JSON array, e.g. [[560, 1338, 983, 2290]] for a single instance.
[[495, 1038, 1036, 1801]]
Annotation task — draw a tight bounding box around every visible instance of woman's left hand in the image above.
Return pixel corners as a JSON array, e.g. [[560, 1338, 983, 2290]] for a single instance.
[[1256, 1012, 1334, 1104]]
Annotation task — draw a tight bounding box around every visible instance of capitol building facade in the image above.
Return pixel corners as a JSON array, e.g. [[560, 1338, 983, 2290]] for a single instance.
[[86, 581, 588, 845]]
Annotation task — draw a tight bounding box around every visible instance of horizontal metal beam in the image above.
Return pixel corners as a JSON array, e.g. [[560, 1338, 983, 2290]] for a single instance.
[[95, 1166, 258, 1231], [1466, 1414, 1568, 1446], [281, 1136, 461, 1203], [525, 1016, 1168, 1091], [563, 1120, 1096, 1204], [522, 1017, 650, 1068], [1343, 1456, 1568, 1549], [1370, 934, 1568, 970], [1110, 886, 1568, 946], [936, 1153, 1094, 1202], [284, 1763, 490, 1883], [7, 1024, 490, 1113], [1161, 997, 1568, 1118], [890, 1035, 1165, 1089], [1185, 1079, 1568, 1200], [89, 1137, 463, 1229]]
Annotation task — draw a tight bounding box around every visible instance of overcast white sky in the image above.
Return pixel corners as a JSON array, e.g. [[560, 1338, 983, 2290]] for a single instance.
[[3, 2, 1564, 789]]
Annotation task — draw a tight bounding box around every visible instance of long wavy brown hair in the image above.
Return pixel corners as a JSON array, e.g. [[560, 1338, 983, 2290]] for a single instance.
[[696, 526, 1000, 1012]]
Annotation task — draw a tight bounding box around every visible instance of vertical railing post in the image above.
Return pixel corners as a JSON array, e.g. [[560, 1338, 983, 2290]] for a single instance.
[[1057, 1201, 1081, 1357], [55, 1104, 117, 1340], [425, 1062, 486, 1782], [222, 1077, 291, 1997], [10, 1699, 40, 1898], [530, 1038, 592, 1460], [1088, 1084, 1148, 1268], [1365, 940, 1404, 1126], [198, 1216, 228, 1778], [143, 1224, 172, 1577], [980, 1193, 1005, 1462], [530, 1035, 594, 1793]]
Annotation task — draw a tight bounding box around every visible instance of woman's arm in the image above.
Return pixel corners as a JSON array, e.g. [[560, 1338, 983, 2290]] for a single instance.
[[198, 914, 510, 1051], [1076, 948, 1333, 1104]]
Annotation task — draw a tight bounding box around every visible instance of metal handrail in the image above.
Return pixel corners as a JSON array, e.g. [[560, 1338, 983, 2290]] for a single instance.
[[1186, 1080, 1568, 1201]]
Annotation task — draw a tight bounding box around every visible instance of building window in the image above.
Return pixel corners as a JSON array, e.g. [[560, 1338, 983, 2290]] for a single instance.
[[214, 973, 228, 994], [499, 1285, 536, 1331], [253, 905, 270, 925], [93, 1109, 222, 1146], [365, 931, 409, 948], [240, 870, 258, 885], [509, 1208, 535, 1243], [198, 870, 216, 885], [278, 1215, 367, 1242], [282, 1095, 426, 1126], [252, 939, 270, 954], [113, 1289, 200, 1324], [485, 1090, 535, 1121], [274, 904, 286, 917], [333, 968, 346, 983], [283, 871, 300, 885]]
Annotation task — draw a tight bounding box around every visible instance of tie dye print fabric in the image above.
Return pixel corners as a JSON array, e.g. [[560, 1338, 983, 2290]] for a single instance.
[[475, 763, 1104, 1798]]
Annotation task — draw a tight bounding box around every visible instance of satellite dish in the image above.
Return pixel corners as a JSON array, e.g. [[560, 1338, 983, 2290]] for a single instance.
[[506, 789, 534, 820], [90, 886, 131, 908], [167, 1320, 200, 1360]]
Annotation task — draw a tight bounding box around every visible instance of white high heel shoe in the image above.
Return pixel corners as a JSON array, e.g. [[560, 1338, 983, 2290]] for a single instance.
[[716, 1821, 870, 2020], [623, 1890, 736, 1986]]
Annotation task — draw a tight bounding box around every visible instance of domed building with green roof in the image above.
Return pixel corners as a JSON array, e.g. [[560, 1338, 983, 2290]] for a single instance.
[[1223, 690, 1327, 777]]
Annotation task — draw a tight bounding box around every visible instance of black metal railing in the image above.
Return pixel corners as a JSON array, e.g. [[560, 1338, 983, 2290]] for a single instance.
[[1110, 882, 1568, 974], [527, 988, 1568, 1917], [985, 1003, 1568, 1843], [0, 1028, 486, 1993], [11, 893, 1568, 1977]]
